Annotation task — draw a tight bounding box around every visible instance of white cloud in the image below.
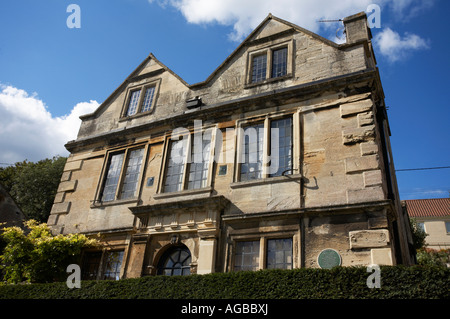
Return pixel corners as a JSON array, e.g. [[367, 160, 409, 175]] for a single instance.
[[149, 0, 433, 63], [0, 84, 99, 164], [152, 0, 376, 41], [149, 0, 435, 42], [373, 27, 429, 62]]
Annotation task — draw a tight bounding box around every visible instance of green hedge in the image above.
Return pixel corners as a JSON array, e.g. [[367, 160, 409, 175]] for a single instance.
[[0, 266, 449, 299]]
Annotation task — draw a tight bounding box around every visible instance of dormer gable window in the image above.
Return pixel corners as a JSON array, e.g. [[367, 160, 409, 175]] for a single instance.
[[246, 40, 293, 87], [121, 79, 160, 119], [271, 47, 288, 78]]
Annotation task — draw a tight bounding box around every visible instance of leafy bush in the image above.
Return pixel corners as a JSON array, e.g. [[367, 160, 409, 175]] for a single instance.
[[0, 265, 448, 299], [417, 248, 450, 267], [0, 220, 98, 284]]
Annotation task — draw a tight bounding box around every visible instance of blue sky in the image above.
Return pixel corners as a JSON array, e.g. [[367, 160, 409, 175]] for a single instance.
[[0, 0, 448, 200]]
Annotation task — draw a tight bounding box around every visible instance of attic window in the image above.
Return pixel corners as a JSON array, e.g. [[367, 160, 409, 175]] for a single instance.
[[122, 80, 160, 118], [247, 40, 293, 86], [141, 86, 156, 112], [251, 54, 267, 83], [126, 90, 141, 116], [271, 47, 287, 78]]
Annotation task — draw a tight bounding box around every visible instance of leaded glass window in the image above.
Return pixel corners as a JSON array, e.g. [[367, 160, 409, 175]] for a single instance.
[[240, 123, 264, 181], [102, 152, 125, 202], [81, 252, 102, 280], [120, 148, 145, 199], [103, 251, 124, 280], [234, 241, 260, 271], [251, 54, 267, 83], [187, 136, 211, 190], [164, 139, 187, 193], [141, 86, 156, 112], [126, 90, 141, 116], [100, 147, 145, 202], [157, 246, 191, 276], [272, 47, 288, 78], [269, 117, 292, 177], [238, 116, 293, 181], [163, 130, 215, 193], [266, 238, 292, 269]]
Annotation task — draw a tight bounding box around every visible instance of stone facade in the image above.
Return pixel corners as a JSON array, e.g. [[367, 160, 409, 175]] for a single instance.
[[48, 12, 415, 280]]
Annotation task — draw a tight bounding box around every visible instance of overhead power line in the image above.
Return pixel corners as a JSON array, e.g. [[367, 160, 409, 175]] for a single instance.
[[396, 166, 450, 172]]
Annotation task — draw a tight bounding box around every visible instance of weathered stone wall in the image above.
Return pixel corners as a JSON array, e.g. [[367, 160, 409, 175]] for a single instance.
[[48, 12, 412, 277], [75, 17, 371, 143], [304, 209, 393, 268]]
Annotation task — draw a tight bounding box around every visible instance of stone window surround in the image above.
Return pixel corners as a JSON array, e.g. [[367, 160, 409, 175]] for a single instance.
[[234, 110, 300, 183], [92, 142, 149, 207], [156, 124, 219, 196], [119, 78, 161, 120], [245, 39, 294, 88]]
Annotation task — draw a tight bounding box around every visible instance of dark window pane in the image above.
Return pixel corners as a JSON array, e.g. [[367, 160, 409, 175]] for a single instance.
[[272, 47, 287, 78], [234, 241, 260, 272], [81, 252, 102, 280], [103, 251, 124, 280], [267, 238, 292, 270], [157, 246, 191, 276]]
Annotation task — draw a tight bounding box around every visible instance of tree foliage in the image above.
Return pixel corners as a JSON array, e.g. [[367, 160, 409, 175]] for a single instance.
[[409, 217, 428, 250], [0, 156, 66, 222], [0, 220, 98, 284]]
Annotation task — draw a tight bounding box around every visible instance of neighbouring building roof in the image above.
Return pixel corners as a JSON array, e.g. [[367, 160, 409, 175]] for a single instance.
[[404, 198, 450, 218]]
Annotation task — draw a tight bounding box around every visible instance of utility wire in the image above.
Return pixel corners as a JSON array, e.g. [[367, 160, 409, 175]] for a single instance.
[[396, 166, 450, 172], [2, 161, 450, 171]]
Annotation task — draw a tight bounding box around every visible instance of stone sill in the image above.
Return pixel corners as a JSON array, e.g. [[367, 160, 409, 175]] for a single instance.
[[230, 174, 302, 189], [90, 198, 139, 208], [244, 74, 293, 89], [153, 186, 213, 200], [118, 109, 155, 122]]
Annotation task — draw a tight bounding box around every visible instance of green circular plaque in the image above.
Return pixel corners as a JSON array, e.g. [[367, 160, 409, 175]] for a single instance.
[[317, 249, 341, 269]]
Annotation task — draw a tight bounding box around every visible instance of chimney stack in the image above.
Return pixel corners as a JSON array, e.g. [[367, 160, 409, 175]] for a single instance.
[[343, 12, 372, 44]]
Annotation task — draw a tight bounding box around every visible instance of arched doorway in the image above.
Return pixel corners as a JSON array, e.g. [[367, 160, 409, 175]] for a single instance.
[[157, 245, 191, 276]]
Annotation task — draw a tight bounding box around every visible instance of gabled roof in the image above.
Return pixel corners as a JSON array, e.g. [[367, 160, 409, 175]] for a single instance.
[[80, 52, 189, 120], [189, 13, 341, 87], [81, 13, 358, 120], [404, 198, 450, 218]]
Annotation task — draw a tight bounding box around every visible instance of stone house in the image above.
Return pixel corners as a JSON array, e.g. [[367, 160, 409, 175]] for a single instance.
[[404, 198, 450, 250], [48, 12, 415, 280]]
